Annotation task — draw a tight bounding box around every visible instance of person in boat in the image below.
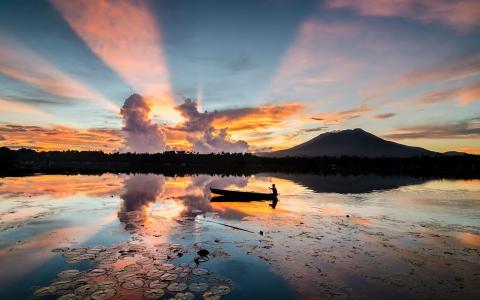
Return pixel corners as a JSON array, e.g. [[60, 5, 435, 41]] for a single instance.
[[269, 184, 278, 197]]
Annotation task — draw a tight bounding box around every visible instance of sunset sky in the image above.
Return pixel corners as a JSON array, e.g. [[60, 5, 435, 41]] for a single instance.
[[0, 0, 479, 153]]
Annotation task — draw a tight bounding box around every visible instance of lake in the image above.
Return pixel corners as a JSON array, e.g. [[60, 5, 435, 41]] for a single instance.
[[0, 173, 479, 299]]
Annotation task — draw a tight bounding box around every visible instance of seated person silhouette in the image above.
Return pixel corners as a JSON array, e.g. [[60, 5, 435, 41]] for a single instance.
[[269, 184, 278, 197]]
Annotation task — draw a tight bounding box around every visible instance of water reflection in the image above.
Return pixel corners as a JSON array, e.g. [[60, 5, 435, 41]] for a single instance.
[[269, 173, 427, 193], [118, 174, 165, 230], [117, 174, 250, 230], [0, 174, 479, 299]]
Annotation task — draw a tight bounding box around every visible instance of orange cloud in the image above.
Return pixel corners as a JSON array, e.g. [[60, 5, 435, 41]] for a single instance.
[[311, 107, 372, 123], [327, 0, 480, 32], [212, 103, 304, 132], [421, 81, 480, 105], [372, 112, 396, 119], [0, 124, 124, 151], [0, 38, 118, 111], [51, 0, 179, 121]]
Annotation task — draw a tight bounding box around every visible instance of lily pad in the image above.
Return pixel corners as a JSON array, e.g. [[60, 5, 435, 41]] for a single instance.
[[57, 293, 80, 300], [192, 268, 208, 276], [97, 281, 116, 288], [167, 282, 187, 292], [52, 247, 69, 253], [58, 269, 81, 279], [172, 292, 195, 300], [159, 263, 175, 271], [144, 288, 165, 299], [189, 282, 209, 293], [87, 247, 105, 254], [50, 280, 74, 293], [87, 268, 106, 277], [202, 291, 221, 300], [91, 288, 116, 300], [74, 284, 98, 296], [212, 286, 231, 296], [124, 264, 142, 272], [168, 267, 184, 274], [137, 257, 154, 265], [77, 254, 96, 260], [160, 273, 178, 281], [146, 270, 165, 279], [116, 273, 137, 282], [121, 278, 144, 289], [33, 287, 51, 297], [150, 280, 169, 289]]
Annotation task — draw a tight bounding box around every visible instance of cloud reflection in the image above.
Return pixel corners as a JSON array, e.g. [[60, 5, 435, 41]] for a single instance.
[[118, 174, 165, 230]]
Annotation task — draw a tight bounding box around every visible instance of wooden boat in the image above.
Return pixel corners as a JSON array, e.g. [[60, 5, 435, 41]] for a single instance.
[[210, 188, 277, 201]]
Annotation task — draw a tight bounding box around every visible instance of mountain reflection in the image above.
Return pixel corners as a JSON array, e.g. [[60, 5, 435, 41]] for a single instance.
[[268, 174, 428, 194]]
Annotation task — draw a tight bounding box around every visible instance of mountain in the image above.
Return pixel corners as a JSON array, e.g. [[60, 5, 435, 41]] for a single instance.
[[443, 151, 468, 156], [263, 128, 438, 158]]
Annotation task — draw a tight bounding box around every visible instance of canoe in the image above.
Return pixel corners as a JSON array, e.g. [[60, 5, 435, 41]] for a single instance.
[[210, 188, 277, 201], [211, 196, 279, 208], [210, 196, 262, 202]]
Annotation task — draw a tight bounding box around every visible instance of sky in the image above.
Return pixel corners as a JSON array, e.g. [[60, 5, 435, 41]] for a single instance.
[[0, 0, 479, 154]]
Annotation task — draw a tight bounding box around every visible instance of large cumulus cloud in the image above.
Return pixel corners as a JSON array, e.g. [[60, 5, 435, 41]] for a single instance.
[[175, 99, 249, 153], [120, 93, 166, 153]]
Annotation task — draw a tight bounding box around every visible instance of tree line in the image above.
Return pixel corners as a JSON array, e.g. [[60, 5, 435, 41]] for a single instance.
[[0, 147, 479, 178]]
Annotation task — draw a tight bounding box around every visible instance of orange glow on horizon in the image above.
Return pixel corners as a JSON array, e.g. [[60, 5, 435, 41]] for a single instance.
[[0, 124, 124, 152]]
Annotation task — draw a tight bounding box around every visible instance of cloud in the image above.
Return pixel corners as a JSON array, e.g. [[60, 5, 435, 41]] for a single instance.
[[0, 135, 5, 141], [373, 112, 396, 119], [400, 53, 480, 86], [366, 53, 480, 101], [175, 98, 214, 132], [213, 103, 304, 132], [0, 98, 50, 116], [51, 0, 179, 121], [421, 81, 480, 105], [0, 124, 123, 151], [174, 99, 249, 153], [311, 107, 372, 123], [268, 19, 360, 99], [383, 116, 480, 139], [0, 36, 118, 111], [189, 128, 249, 154], [120, 94, 166, 153], [327, 0, 480, 32], [303, 126, 329, 132], [5, 97, 69, 106]]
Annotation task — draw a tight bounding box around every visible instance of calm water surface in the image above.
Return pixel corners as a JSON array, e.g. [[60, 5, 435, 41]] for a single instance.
[[0, 173, 479, 299]]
